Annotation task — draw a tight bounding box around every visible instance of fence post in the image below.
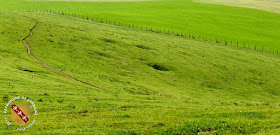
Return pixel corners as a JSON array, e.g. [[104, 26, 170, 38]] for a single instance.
[[237, 41, 238, 47], [277, 50, 278, 55], [255, 46, 257, 50], [270, 48, 271, 53]]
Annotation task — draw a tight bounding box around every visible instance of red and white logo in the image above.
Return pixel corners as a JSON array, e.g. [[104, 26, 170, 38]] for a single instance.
[[4, 96, 37, 131]]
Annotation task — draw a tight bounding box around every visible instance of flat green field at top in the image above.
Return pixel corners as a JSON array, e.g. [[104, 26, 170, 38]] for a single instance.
[[1, 0, 280, 52]]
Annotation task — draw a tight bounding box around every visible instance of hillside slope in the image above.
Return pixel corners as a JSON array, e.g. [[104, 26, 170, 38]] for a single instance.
[[0, 11, 279, 134]]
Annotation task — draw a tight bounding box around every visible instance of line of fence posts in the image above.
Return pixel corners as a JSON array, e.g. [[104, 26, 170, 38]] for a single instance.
[[25, 8, 279, 56]]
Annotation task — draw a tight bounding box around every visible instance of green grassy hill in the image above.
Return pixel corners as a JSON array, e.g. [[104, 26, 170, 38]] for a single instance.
[[0, 10, 279, 134], [1, 0, 280, 52]]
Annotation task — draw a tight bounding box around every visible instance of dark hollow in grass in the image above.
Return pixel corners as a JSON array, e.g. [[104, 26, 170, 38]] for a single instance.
[[100, 38, 117, 43], [79, 110, 88, 113], [136, 45, 150, 50], [2, 95, 9, 102], [57, 99, 64, 103], [23, 69, 36, 72], [68, 104, 76, 109], [38, 98, 43, 102], [94, 51, 112, 58], [17, 67, 36, 72], [149, 63, 169, 71]]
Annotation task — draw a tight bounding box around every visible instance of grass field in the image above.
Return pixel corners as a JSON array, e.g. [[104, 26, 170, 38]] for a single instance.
[[1, 0, 280, 134], [1, 0, 280, 53], [0, 9, 280, 134]]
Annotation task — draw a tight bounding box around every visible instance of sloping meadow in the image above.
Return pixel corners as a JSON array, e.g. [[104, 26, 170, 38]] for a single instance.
[[0, 10, 279, 134]]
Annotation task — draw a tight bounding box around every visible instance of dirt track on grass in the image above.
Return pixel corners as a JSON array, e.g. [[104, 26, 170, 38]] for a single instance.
[[23, 22, 102, 90]]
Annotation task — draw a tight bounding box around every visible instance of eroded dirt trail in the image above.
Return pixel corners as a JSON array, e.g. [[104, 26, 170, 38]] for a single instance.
[[23, 22, 102, 90]]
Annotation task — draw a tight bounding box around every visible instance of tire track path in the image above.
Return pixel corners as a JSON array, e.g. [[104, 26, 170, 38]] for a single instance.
[[23, 22, 102, 90]]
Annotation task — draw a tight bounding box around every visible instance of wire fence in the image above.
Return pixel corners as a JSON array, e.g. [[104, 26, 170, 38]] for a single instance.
[[23, 8, 279, 56]]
